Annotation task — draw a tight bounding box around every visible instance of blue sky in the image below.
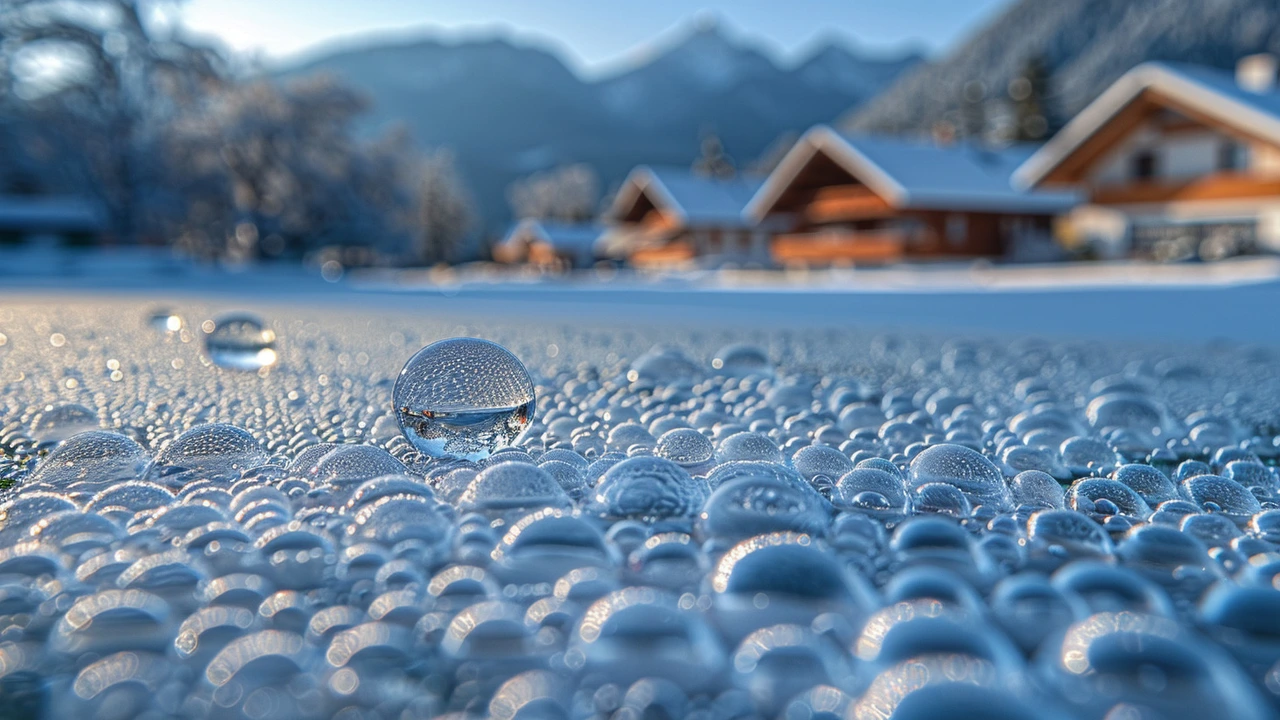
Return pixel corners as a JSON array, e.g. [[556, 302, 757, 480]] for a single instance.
[[177, 0, 1011, 71]]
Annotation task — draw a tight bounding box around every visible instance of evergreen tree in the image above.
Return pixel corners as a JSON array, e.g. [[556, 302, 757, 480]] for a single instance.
[[692, 132, 736, 179], [1009, 55, 1055, 141]]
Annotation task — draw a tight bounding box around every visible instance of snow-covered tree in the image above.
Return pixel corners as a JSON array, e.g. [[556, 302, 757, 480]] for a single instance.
[[0, 0, 224, 240], [413, 149, 474, 265], [507, 163, 599, 223]]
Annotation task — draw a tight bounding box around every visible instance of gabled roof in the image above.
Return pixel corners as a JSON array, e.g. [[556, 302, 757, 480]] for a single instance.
[[609, 166, 762, 227], [1015, 62, 1280, 188], [499, 219, 604, 255], [746, 126, 1078, 220]]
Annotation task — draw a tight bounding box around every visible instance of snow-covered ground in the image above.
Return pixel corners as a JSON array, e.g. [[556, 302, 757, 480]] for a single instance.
[[4, 254, 1279, 346]]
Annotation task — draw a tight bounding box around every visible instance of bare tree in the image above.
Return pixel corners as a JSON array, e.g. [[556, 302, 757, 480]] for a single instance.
[[165, 74, 421, 261], [414, 149, 474, 265], [1, 0, 225, 241], [507, 163, 600, 223]]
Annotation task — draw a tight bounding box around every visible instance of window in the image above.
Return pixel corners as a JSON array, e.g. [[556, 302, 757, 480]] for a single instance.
[[1132, 150, 1158, 180], [1218, 140, 1247, 172], [946, 215, 968, 248]]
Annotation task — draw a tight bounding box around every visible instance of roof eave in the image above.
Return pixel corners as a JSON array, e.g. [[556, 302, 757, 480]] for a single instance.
[[1015, 63, 1280, 189], [744, 125, 910, 222]]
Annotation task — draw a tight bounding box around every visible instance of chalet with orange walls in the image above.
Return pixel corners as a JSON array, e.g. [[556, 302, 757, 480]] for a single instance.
[[1016, 56, 1280, 259], [601, 166, 769, 269], [745, 126, 1077, 267]]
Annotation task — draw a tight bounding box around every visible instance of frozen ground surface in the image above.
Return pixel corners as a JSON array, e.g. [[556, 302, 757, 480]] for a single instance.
[[5, 254, 1280, 344], [0, 265, 1279, 718]]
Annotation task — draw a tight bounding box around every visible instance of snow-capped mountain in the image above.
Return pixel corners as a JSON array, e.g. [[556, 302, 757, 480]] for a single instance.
[[276, 21, 921, 230]]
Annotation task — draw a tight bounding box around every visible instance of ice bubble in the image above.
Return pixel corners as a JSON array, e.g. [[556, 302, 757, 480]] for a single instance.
[[835, 468, 909, 514], [1041, 611, 1269, 720], [711, 343, 773, 376], [908, 444, 1011, 512], [458, 461, 570, 512], [791, 445, 854, 484], [1009, 470, 1064, 510], [393, 338, 535, 461], [66, 651, 171, 719], [147, 423, 268, 485], [571, 587, 724, 691], [51, 588, 173, 656], [203, 312, 278, 371], [655, 428, 714, 468], [1112, 463, 1179, 506], [30, 403, 100, 446], [27, 431, 148, 491], [698, 476, 830, 543], [590, 456, 707, 522], [1182, 474, 1262, 517], [489, 670, 571, 720], [629, 346, 700, 383], [989, 573, 1087, 654], [147, 308, 183, 333], [1027, 510, 1114, 563], [729, 624, 853, 715], [910, 483, 973, 518], [310, 444, 408, 487], [717, 432, 783, 464], [491, 508, 613, 584], [711, 532, 873, 643], [1066, 478, 1151, 518]]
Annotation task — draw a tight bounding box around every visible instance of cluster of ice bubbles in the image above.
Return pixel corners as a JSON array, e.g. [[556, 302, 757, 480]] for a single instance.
[[3, 303, 1280, 718]]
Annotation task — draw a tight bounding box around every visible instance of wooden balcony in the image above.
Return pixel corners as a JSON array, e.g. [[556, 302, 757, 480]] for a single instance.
[[1091, 172, 1280, 205], [629, 239, 696, 268], [803, 185, 896, 223], [772, 230, 905, 265]]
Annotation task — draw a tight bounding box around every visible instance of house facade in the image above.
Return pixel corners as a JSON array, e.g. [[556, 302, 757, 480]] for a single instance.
[[600, 166, 771, 269], [746, 127, 1077, 267], [1015, 56, 1280, 260], [494, 220, 604, 271]]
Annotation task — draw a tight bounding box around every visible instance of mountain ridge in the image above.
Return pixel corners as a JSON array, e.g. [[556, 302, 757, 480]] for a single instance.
[[274, 21, 923, 232]]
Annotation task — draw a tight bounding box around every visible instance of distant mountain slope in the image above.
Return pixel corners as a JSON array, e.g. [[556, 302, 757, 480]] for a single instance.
[[844, 0, 1280, 134], [277, 23, 922, 232]]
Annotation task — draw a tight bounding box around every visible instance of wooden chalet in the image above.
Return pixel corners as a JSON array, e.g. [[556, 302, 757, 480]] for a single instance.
[[494, 220, 604, 271], [1015, 56, 1280, 260], [600, 166, 771, 269], [745, 127, 1077, 267]]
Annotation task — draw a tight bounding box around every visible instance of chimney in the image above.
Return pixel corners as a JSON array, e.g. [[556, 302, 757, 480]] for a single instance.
[[1237, 53, 1278, 93]]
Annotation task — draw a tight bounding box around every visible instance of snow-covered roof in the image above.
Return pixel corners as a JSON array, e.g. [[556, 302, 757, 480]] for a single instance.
[[746, 126, 1078, 220], [609, 166, 762, 227], [500, 219, 604, 255], [1016, 62, 1280, 188], [0, 195, 107, 232]]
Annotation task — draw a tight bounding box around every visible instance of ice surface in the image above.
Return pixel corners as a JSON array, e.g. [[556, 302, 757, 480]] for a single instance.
[[0, 292, 1277, 718]]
